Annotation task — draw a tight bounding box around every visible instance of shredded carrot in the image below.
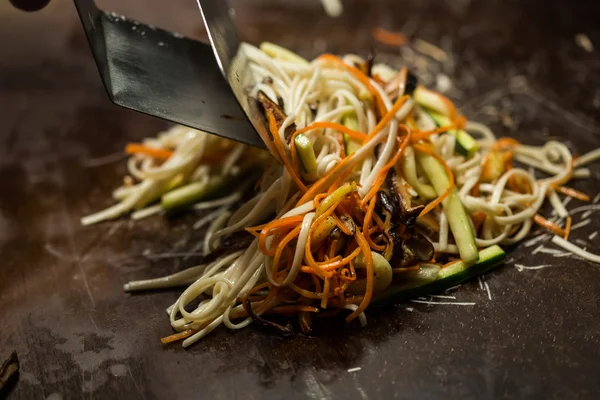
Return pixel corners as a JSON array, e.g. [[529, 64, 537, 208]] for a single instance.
[[327, 168, 355, 196], [346, 229, 373, 322], [363, 198, 386, 251], [272, 224, 303, 282], [305, 197, 346, 269], [258, 216, 304, 256], [367, 95, 410, 140], [492, 137, 520, 151], [550, 158, 574, 190], [317, 54, 387, 116], [125, 143, 173, 160], [411, 123, 460, 142], [533, 214, 566, 237], [313, 192, 329, 209], [268, 113, 307, 192], [245, 228, 261, 238], [558, 186, 590, 202], [319, 246, 362, 271], [320, 278, 331, 308], [296, 153, 356, 207], [328, 240, 338, 259], [371, 27, 407, 47], [564, 216, 573, 240], [301, 264, 334, 280], [289, 282, 325, 299], [413, 143, 455, 218], [296, 94, 410, 207], [361, 127, 412, 207], [294, 121, 368, 142], [160, 329, 195, 344]]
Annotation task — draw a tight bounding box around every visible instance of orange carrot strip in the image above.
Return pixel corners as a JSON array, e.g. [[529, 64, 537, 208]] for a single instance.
[[346, 229, 373, 322], [363, 198, 386, 252], [533, 214, 566, 237], [301, 265, 334, 280], [550, 158, 574, 190], [289, 282, 324, 299], [564, 216, 573, 240], [319, 246, 362, 271], [160, 329, 195, 344], [371, 27, 407, 47], [125, 143, 173, 160], [294, 121, 367, 141], [296, 95, 409, 207], [320, 278, 331, 308], [259, 216, 304, 256], [558, 186, 590, 202], [327, 168, 355, 196], [268, 113, 307, 192], [411, 124, 460, 142], [492, 137, 520, 151], [367, 95, 410, 140], [271, 224, 303, 282], [245, 228, 261, 238], [305, 197, 346, 269]]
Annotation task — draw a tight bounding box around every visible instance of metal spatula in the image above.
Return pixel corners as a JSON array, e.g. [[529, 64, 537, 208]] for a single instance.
[[73, 0, 270, 149]]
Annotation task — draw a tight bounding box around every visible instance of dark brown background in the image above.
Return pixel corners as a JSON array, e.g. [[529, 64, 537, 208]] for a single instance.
[[1, 0, 600, 399]]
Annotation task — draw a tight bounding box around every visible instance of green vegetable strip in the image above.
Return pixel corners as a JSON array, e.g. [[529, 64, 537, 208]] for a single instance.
[[161, 176, 227, 211], [417, 151, 479, 265], [315, 182, 357, 217], [294, 134, 317, 177], [426, 109, 479, 158], [342, 113, 361, 156], [373, 245, 505, 306], [401, 147, 437, 200]]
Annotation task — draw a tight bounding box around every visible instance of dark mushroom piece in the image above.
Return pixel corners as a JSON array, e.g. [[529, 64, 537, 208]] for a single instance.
[[339, 215, 356, 236], [257, 90, 296, 143], [377, 190, 397, 215], [387, 169, 424, 227], [405, 71, 418, 96], [392, 231, 435, 268], [385, 70, 418, 99], [242, 297, 295, 338], [365, 51, 375, 77]]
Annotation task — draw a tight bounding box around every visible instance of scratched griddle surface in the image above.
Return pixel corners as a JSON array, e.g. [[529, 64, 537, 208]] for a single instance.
[[1, 0, 600, 399]]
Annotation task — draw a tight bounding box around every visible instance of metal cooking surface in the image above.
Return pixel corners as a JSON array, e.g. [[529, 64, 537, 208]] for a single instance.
[[1, 0, 599, 398]]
